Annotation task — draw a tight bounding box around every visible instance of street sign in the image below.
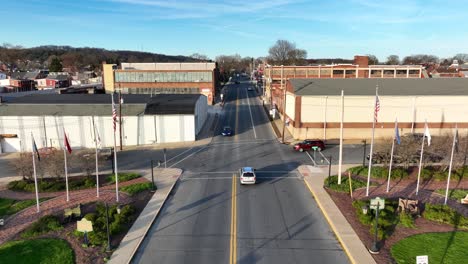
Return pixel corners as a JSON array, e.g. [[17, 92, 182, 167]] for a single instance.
[[77, 218, 93, 233], [416, 255, 428, 264], [370, 197, 385, 210]]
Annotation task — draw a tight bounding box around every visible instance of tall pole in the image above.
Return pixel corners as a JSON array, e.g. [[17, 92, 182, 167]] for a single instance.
[[63, 147, 70, 202], [112, 94, 120, 202], [444, 125, 457, 205], [119, 90, 123, 151], [387, 119, 397, 193], [281, 65, 286, 143], [323, 96, 328, 142], [92, 116, 100, 198], [416, 134, 426, 196], [31, 133, 40, 213], [338, 90, 344, 184], [151, 160, 155, 191], [366, 87, 378, 197], [105, 202, 111, 251], [362, 140, 367, 167]]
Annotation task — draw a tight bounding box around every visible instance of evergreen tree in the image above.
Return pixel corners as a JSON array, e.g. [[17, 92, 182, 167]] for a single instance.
[[49, 57, 63, 72]]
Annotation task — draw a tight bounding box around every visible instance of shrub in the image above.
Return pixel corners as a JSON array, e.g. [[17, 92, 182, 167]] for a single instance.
[[120, 182, 154, 196], [423, 204, 468, 229], [21, 215, 63, 238], [435, 189, 468, 200], [352, 199, 399, 239], [73, 203, 135, 246], [346, 166, 387, 178], [324, 175, 367, 193], [398, 211, 415, 228], [433, 170, 448, 181], [420, 168, 433, 180], [106, 173, 140, 183], [390, 167, 409, 179]]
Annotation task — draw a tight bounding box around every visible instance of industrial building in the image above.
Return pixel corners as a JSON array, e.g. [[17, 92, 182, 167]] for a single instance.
[[0, 94, 207, 153], [281, 78, 468, 140], [102, 62, 220, 105]]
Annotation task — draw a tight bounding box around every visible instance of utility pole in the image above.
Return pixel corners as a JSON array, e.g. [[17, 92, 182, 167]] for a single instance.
[[281, 65, 286, 143], [119, 90, 123, 151]]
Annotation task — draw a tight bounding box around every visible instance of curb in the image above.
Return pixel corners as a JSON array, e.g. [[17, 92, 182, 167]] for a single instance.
[[303, 180, 359, 264], [111, 170, 182, 264]]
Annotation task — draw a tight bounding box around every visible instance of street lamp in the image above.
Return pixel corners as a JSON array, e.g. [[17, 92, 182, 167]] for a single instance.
[[105, 202, 121, 252], [365, 197, 384, 254]]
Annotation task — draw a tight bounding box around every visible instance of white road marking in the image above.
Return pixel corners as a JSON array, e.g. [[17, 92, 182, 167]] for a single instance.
[[245, 89, 257, 139], [305, 151, 317, 166], [169, 147, 207, 168], [319, 151, 330, 164], [182, 176, 301, 180]]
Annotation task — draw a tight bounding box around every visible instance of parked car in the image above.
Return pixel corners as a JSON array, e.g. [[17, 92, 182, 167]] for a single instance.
[[240, 167, 256, 184], [221, 126, 233, 136], [293, 140, 325, 152]]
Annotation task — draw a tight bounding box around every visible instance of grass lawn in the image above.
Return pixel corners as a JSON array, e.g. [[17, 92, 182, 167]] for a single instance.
[[391, 232, 468, 264], [324, 175, 368, 193], [0, 238, 74, 264], [435, 189, 468, 200], [0, 198, 48, 217]]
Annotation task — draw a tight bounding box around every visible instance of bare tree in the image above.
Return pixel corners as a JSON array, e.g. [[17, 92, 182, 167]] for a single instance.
[[402, 54, 439, 65], [386, 55, 400, 65], [452, 53, 468, 64], [190, 53, 210, 61], [268, 39, 307, 65], [367, 54, 379, 65]]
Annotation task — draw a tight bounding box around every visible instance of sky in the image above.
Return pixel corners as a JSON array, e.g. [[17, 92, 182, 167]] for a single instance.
[[1, 0, 468, 61]]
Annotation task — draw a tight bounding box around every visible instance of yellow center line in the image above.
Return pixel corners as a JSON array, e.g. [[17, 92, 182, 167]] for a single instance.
[[230, 173, 237, 264]]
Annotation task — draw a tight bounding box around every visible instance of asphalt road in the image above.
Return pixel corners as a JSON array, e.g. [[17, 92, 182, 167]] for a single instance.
[[132, 77, 349, 264]]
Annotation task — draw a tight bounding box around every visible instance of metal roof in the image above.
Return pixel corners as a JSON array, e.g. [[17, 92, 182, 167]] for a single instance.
[[289, 78, 468, 96], [144, 94, 202, 115], [0, 94, 203, 116]]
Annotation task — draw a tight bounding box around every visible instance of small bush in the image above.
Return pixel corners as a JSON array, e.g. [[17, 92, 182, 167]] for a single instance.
[[324, 175, 367, 193], [120, 182, 154, 196], [423, 204, 468, 229], [398, 211, 415, 228], [421, 168, 433, 180], [435, 189, 468, 200], [106, 173, 140, 183], [346, 166, 387, 178], [390, 168, 409, 179], [433, 171, 448, 181], [352, 199, 399, 239], [21, 215, 63, 238]]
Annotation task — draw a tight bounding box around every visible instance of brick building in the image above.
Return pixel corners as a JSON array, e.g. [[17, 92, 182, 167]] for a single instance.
[[103, 62, 220, 105]]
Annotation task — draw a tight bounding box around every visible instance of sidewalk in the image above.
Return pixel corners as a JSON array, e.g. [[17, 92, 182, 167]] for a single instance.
[[298, 164, 377, 264], [109, 168, 181, 264]]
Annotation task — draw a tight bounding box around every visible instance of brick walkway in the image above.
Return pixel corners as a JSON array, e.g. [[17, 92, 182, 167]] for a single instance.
[[352, 176, 468, 217], [0, 177, 147, 245]]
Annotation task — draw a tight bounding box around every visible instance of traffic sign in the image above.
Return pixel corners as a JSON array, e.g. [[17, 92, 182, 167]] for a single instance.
[[370, 197, 385, 210]]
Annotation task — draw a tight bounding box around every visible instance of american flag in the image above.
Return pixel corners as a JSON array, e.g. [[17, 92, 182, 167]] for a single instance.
[[374, 94, 380, 123], [112, 95, 117, 131]]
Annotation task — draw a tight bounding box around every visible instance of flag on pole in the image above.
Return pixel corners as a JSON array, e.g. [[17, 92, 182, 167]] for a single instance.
[[112, 95, 117, 132], [32, 136, 41, 161], [374, 94, 380, 123], [395, 119, 401, 145], [424, 122, 431, 146], [64, 130, 72, 154]]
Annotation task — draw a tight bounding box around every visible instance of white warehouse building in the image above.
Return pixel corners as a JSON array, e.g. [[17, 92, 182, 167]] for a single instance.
[[0, 94, 207, 153]]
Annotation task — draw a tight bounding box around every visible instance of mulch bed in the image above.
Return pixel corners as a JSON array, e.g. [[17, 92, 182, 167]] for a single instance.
[[327, 166, 468, 263], [8, 189, 154, 264]]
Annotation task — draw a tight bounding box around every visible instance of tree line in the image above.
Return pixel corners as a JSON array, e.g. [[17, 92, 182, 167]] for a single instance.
[[0, 43, 206, 73]]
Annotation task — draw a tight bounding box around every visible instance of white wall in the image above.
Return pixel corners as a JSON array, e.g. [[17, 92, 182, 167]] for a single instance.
[[285, 93, 295, 120], [0, 113, 199, 152]]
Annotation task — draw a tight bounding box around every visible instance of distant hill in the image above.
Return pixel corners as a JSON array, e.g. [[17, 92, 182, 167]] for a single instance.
[[0, 45, 207, 72]]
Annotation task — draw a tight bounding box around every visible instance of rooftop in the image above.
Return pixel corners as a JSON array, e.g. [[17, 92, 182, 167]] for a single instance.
[[289, 78, 468, 96]]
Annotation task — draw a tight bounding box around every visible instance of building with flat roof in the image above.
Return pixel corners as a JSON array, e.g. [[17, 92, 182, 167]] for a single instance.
[[0, 94, 207, 153], [278, 78, 468, 140], [103, 62, 219, 105]]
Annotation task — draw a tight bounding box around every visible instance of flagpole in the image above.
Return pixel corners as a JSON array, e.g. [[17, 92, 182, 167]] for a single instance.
[[112, 94, 119, 202], [444, 124, 457, 205], [92, 116, 100, 198], [387, 118, 397, 193], [366, 86, 378, 197], [338, 90, 344, 184], [64, 144, 70, 202], [31, 133, 40, 213], [416, 120, 428, 195]]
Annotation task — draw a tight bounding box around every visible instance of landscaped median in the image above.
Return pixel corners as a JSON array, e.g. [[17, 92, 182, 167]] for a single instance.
[[324, 164, 468, 263], [0, 172, 155, 264]]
